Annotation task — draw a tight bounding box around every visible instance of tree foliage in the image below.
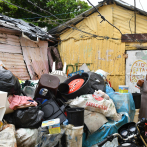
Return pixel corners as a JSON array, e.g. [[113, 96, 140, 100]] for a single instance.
[[0, 0, 91, 30]]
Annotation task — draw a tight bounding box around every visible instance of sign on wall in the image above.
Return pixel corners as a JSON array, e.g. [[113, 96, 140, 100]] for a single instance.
[[126, 50, 147, 93]]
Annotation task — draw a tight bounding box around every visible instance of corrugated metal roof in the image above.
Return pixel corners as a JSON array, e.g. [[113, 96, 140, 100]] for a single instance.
[[49, 0, 147, 35], [0, 13, 55, 42]]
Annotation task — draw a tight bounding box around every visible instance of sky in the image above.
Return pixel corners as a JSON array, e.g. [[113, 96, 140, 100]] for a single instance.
[[82, 0, 147, 12]]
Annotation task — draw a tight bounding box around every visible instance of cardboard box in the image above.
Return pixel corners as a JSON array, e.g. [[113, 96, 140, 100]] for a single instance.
[[42, 118, 60, 134]]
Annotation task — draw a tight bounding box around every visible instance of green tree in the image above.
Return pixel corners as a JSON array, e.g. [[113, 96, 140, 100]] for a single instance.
[[0, 0, 91, 30]]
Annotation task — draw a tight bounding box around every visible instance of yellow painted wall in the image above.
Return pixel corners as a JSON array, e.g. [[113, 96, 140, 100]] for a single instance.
[[58, 4, 147, 91]]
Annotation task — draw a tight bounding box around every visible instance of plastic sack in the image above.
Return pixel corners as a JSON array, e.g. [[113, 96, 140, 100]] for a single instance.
[[88, 72, 106, 93], [84, 110, 108, 134], [0, 69, 21, 95], [36, 127, 65, 147], [14, 106, 44, 128], [108, 92, 135, 122], [4, 106, 44, 128], [0, 124, 17, 147], [94, 90, 110, 100], [69, 94, 121, 121], [16, 128, 38, 147], [64, 125, 83, 147]]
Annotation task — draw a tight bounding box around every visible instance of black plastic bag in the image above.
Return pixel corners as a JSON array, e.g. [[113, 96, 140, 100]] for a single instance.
[[4, 106, 44, 128], [0, 69, 21, 95], [88, 71, 106, 93], [14, 106, 44, 128]]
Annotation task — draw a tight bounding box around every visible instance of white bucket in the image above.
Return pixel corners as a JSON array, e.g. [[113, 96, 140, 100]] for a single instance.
[[133, 109, 139, 123], [65, 125, 83, 147]]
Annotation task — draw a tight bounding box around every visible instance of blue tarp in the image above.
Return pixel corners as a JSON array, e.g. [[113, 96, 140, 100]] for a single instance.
[[108, 92, 135, 122], [82, 115, 128, 147]]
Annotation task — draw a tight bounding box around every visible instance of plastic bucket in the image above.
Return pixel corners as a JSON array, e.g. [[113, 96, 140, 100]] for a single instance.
[[132, 93, 141, 109], [61, 72, 90, 100], [119, 85, 128, 93], [23, 86, 35, 99], [58, 83, 69, 94], [66, 108, 84, 126], [133, 109, 139, 123]]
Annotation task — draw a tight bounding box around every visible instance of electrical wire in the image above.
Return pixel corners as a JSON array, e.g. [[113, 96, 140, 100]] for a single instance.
[[27, 0, 64, 21], [87, 0, 122, 35], [0, 36, 147, 48], [1, 0, 103, 39], [139, 0, 144, 11], [26, 0, 108, 39], [27, 0, 114, 40], [21, 9, 88, 20], [129, 15, 134, 34], [1, 0, 146, 43], [0, 0, 59, 25]]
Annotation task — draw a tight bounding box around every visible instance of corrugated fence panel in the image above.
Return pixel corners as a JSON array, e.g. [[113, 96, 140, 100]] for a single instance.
[[59, 37, 125, 90], [0, 33, 22, 54], [112, 4, 147, 36], [0, 32, 30, 80], [0, 52, 30, 80], [107, 75, 125, 91], [59, 4, 136, 91]]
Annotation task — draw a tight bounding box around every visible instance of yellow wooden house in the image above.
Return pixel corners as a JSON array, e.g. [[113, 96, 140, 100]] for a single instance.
[[49, 0, 147, 92]]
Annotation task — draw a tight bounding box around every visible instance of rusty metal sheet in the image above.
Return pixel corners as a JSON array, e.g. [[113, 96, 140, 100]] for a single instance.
[[0, 52, 30, 80], [0, 32, 30, 80], [0, 33, 22, 54], [121, 34, 147, 43], [20, 37, 49, 80]]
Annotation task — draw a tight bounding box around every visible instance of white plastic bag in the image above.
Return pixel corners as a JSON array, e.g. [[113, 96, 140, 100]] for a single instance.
[[69, 94, 121, 121], [16, 128, 38, 147], [0, 124, 17, 147]]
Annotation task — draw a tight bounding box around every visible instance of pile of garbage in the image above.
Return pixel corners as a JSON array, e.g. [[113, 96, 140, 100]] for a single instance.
[[0, 63, 136, 147]]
